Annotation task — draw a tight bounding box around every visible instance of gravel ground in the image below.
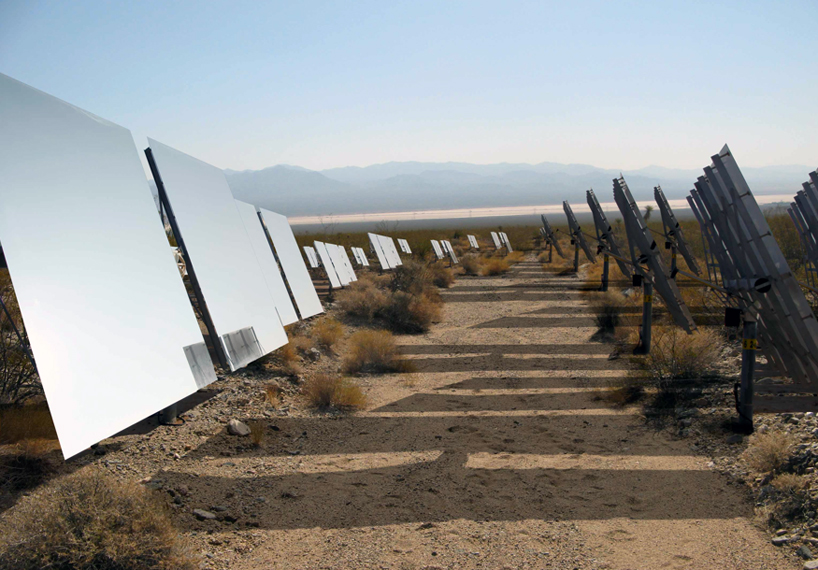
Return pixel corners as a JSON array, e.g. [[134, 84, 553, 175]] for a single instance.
[[0, 254, 804, 569]]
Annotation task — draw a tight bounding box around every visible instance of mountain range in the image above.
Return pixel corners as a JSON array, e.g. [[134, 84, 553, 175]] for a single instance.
[[222, 161, 813, 218]]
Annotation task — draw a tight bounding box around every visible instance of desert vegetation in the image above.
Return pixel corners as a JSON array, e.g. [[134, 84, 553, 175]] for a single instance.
[[0, 470, 196, 570], [335, 262, 444, 334], [302, 373, 367, 410], [342, 330, 413, 375]]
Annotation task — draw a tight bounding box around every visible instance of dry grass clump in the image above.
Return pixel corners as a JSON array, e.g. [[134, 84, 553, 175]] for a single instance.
[[263, 383, 282, 407], [378, 291, 441, 334], [0, 402, 57, 444], [772, 472, 808, 492], [589, 290, 627, 332], [336, 277, 388, 320], [505, 251, 525, 265], [342, 330, 415, 375], [0, 439, 60, 502], [743, 430, 796, 474], [763, 472, 811, 527], [248, 420, 265, 447], [268, 342, 302, 377], [290, 334, 314, 356], [0, 470, 196, 570], [640, 327, 724, 381], [336, 262, 444, 334], [430, 264, 455, 288], [302, 373, 367, 410], [312, 317, 344, 350], [460, 255, 481, 276], [482, 257, 510, 276]]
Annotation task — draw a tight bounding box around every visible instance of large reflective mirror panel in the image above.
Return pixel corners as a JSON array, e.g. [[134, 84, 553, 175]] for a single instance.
[[0, 74, 216, 458]]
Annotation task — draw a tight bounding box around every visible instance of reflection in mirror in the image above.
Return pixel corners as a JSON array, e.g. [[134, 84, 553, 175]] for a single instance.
[[0, 74, 215, 458], [147, 139, 288, 370]]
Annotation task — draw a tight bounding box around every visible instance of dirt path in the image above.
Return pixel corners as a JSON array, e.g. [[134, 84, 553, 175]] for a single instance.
[[162, 256, 792, 570]]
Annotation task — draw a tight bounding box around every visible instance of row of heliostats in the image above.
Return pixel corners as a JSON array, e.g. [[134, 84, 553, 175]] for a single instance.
[[302, 230, 512, 282], [0, 73, 516, 458]]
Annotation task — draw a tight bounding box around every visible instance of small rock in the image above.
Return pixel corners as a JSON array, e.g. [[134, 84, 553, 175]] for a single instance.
[[777, 529, 788, 536], [726, 434, 744, 444], [177, 485, 189, 497], [772, 536, 792, 546], [799, 545, 814, 560], [212, 505, 228, 512], [417, 522, 436, 530], [193, 509, 216, 521], [227, 419, 251, 436], [804, 561, 818, 570]]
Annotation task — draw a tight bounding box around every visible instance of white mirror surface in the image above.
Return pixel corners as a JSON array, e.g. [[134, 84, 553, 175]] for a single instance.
[[444, 240, 459, 263], [339, 246, 358, 281], [235, 200, 298, 326], [491, 232, 502, 248], [314, 241, 342, 288], [431, 240, 444, 259], [303, 246, 319, 268], [260, 209, 323, 319], [368, 233, 391, 269], [0, 74, 216, 458], [327, 243, 353, 285], [148, 139, 288, 369]]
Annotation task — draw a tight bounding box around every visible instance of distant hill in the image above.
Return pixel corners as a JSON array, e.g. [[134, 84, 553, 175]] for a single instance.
[[223, 160, 814, 217]]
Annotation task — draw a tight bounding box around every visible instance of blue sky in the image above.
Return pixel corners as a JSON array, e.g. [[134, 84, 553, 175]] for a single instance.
[[1, 0, 816, 171]]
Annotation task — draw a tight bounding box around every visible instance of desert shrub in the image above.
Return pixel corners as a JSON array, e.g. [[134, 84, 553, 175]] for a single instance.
[[0, 439, 60, 501], [589, 290, 627, 332], [429, 264, 455, 288], [390, 261, 433, 295], [378, 291, 441, 334], [744, 430, 796, 474], [640, 327, 723, 381], [290, 334, 314, 356], [0, 402, 57, 444], [302, 374, 366, 410], [248, 420, 265, 447], [312, 317, 344, 350], [337, 277, 388, 320], [268, 342, 302, 377], [342, 330, 414, 375], [763, 473, 811, 526], [636, 328, 725, 425], [0, 470, 195, 570], [460, 255, 481, 276], [482, 258, 510, 276], [505, 251, 525, 265], [537, 251, 550, 263], [263, 383, 282, 407]]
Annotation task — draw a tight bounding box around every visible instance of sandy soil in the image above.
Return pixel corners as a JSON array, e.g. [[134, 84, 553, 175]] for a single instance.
[[189, 258, 796, 569], [2, 255, 800, 569]]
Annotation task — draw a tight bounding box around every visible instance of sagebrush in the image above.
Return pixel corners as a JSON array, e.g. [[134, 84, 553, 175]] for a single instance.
[[0, 470, 196, 570]]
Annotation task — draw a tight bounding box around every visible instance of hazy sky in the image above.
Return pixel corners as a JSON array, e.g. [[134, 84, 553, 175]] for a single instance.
[[1, 1, 816, 172]]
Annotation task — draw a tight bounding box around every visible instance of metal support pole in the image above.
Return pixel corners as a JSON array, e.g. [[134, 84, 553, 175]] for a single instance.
[[548, 242, 553, 264], [670, 245, 677, 279], [634, 281, 653, 355], [573, 241, 579, 273], [601, 254, 610, 292], [159, 402, 180, 425], [738, 319, 756, 433]]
